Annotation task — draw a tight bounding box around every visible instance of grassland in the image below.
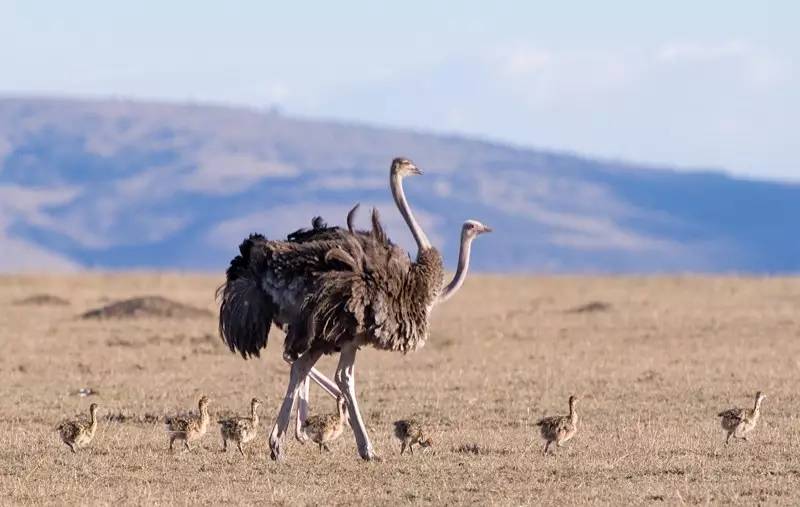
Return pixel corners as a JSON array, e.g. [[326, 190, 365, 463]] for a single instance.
[[1, 274, 799, 505]]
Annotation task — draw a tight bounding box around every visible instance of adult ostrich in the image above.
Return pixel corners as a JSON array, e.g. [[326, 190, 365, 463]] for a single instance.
[[291, 214, 492, 442], [218, 158, 491, 461]]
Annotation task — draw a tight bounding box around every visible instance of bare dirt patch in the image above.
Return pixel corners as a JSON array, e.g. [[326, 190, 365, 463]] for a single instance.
[[81, 295, 211, 319], [13, 293, 70, 306], [566, 300, 612, 313]]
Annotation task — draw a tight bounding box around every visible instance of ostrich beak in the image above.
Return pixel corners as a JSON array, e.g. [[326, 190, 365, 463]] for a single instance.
[[480, 224, 493, 234], [409, 164, 423, 176]]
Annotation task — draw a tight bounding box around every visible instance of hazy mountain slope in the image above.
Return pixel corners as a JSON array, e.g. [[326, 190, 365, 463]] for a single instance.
[[0, 97, 797, 273]]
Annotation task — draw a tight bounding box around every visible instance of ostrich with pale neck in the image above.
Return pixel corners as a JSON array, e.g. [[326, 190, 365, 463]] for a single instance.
[[218, 157, 491, 461]]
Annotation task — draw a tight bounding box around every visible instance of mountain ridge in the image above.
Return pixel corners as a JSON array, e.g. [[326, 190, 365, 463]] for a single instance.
[[0, 96, 797, 273]]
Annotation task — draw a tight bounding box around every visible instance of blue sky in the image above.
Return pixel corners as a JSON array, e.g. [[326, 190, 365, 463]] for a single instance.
[[1, 1, 797, 180]]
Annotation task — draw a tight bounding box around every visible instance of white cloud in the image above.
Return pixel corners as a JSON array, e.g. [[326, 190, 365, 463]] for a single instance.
[[657, 41, 749, 63], [499, 47, 554, 76], [656, 40, 791, 88], [308, 175, 385, 191], [484, 46, 639, 110]]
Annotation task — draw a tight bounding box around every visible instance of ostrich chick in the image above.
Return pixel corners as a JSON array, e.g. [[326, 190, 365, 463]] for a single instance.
[[56, 403, 100, 453], [718, 391, 766, 444], [394, 419, 433, 455], [165, 395, 210, 451], [218, 398, 262, 456], [302, 395, 347, 452], [536, 395, 579, 454]]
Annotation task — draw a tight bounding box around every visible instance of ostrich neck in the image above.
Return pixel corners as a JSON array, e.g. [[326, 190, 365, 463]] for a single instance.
[[569, 402, 577, 423], [391, 173, 431, 253], [251, 406, 259, 425], [89, 409, 98, 430], [200, 405, 209, 428], [753, 398, 763, 414], [438, 229, 474, 304]]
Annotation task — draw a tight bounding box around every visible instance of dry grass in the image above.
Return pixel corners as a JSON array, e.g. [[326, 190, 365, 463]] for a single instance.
[[1, 273, 799, 505]]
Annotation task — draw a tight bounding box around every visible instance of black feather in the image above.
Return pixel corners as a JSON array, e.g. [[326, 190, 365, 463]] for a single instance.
[[217, 234, 275, 359]]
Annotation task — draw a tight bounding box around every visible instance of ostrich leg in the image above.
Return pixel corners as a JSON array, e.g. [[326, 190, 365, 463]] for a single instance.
[[295, 376, 310, 443], [284, 357, 342, 437], [269, 348, 324, 461], [283, 357, 340, 397], [335, 342, 376, 461]]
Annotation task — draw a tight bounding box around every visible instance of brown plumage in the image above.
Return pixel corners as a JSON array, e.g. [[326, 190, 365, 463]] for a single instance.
[[56, 403, 99, 453], [718, 391, 766, 444], [217, 157, 490, 462], [165, 395, 210, 451], [393, 419, 433, 455], [218, 398, 261, 456], [218, 158, 445, 359], [302, 396, 347, 452], [536, 395, 579, 454]]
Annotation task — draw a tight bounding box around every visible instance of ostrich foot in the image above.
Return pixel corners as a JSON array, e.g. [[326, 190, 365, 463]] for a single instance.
[[295, 428, 309, 444], [358, 444, 380, 462], [269, 436, 283, 462]]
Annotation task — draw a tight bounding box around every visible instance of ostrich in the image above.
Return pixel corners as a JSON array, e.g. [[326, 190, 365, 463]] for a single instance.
[[165, 395, 210, 452], [536, 395, 579, 454], [394, 419, 433, 455], [218, 397, 262, 455], [292, 215, 492, 443], [302, 395, 348, 452], [56, 403, 100, 453], [218, 158, 491, 461], [718, 391, 766, 444]]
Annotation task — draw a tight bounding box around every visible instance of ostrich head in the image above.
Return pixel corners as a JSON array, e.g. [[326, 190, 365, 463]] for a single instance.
[[755, 391, 766, 406], [251, 398, 262, 410], [462, 219, 493, 238], [390, 157, 422, 177], [89, 403, 99, 414], [198, 395, 210, 410]]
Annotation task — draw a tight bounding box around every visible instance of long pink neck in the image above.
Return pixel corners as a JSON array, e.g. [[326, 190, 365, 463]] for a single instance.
[[438, 228, 474, 304]]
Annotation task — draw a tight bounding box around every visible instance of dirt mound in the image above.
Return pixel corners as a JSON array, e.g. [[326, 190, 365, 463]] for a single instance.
[[566, 301, 612, 314], [81, 296, 211, 320], [14, 294, 70, 306]]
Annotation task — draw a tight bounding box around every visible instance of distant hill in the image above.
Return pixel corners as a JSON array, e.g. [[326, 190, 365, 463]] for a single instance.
[[0, 96, 798, 273]]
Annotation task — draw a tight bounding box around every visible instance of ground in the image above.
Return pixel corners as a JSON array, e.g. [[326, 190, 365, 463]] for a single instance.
[[1, 274, 799, 505]]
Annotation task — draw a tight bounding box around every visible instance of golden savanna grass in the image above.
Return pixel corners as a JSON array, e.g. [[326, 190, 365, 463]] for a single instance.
[[1, 274, 799, 505]]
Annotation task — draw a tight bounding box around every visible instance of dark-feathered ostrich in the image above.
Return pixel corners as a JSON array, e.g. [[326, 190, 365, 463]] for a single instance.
[[218, 158, 491, 461], [290, 208, 492, 443]]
